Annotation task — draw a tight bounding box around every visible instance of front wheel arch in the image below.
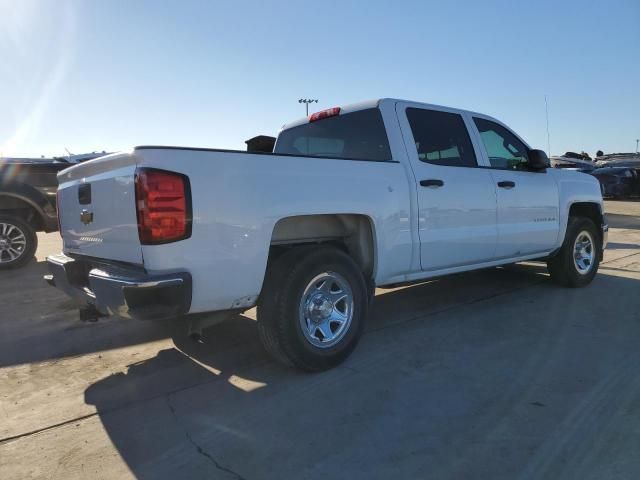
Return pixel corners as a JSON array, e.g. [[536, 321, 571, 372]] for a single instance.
[[555, 202, 604, 259], [547, 216, 600, 288]]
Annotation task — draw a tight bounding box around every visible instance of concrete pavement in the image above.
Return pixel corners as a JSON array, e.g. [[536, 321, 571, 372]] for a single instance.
[[1, 201, 639, 479]]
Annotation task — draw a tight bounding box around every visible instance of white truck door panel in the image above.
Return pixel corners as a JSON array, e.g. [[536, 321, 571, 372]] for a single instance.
[[490, 170, 559, 257], [396, 102, 498, 271], [470, 116, 560, 258]]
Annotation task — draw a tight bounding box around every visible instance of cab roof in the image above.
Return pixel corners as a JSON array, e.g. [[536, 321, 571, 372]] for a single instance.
[[280, 98, 488, 132]]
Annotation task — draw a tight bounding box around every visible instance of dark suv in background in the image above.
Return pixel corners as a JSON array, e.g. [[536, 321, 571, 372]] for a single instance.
[[0, 157, 71, 268], [590, 166, 640, 199], [1, 151, 110, 269]]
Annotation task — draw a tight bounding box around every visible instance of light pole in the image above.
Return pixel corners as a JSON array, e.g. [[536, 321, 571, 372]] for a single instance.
[[299, 98, 318, 116], [636, 139, 639, 154]]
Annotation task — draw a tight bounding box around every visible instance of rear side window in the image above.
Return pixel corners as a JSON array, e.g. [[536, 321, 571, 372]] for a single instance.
[[274, 108, 392, 161], [406, 108, 477, 167]]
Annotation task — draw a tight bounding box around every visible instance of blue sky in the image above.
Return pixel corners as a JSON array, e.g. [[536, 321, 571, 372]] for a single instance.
[[1, 0, 639, 157]]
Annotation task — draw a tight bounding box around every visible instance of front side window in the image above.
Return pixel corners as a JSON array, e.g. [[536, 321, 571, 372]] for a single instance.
[[473, 117, 529, 170], [405, 108, 477, 168], [274, 108, 392, 161]]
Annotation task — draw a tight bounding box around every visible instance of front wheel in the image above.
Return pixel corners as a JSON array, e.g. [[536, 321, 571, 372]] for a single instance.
[[0, 215, 38, 270], [547, 216, 600, 287], [257, 245, 368, 372]]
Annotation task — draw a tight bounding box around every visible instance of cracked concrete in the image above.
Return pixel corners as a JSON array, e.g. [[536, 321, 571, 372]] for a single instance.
[[184, 431, 246, 480], [166, 394, 246, 480], [1, 200, 640, 479]]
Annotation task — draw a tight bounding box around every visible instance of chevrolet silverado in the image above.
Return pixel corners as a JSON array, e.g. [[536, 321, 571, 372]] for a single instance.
[[45, 99, 607, 371]]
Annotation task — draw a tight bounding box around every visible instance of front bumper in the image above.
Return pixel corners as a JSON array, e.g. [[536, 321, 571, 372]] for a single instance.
[[45, 253, 191, 321]]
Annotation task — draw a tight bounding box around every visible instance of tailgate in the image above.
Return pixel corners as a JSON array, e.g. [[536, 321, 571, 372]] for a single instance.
[[57, 153, 143, 264]]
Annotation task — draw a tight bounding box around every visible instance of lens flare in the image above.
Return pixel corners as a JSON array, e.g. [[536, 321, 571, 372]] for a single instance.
[[0, 1, 76, 156]]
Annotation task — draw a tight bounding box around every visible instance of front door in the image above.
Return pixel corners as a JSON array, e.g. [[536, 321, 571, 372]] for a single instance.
[[470, 116, 560, 258], [396, 103, 498, 271]]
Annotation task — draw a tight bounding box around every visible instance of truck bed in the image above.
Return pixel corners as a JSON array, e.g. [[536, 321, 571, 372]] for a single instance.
[[56, 146, 413, 313]]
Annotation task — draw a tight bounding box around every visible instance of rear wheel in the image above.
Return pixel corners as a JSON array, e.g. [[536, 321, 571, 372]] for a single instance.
[[0, 215, 37, 270], [547, 216, 600, 287], [257, 245, 368, 371]]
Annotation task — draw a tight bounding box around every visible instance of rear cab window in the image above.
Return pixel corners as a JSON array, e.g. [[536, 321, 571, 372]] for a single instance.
[[274, 108, 392, 161]]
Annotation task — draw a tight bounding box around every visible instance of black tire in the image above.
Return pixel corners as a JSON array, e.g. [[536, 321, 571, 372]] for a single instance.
[[257, 245, 368, 372], [0, 215, 38, 270], [547, 216, 600, 287]]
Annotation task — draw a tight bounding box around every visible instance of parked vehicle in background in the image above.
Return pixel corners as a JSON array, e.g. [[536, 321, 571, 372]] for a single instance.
[[56, 151, 112, 163], [0, 158, 69, 268], [46, 99, 607, 371], [0, 151, 110, 269], [559, 167, 595, 174], [551, 152, 595, 170], [595, 153, 640, 168], [590, 166, 639, 199], [552, 161, 595, 173]]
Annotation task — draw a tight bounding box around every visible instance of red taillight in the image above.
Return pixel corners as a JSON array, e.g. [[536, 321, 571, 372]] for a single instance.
[[135, 168, 191, 245], [309, 107, 341, 122]]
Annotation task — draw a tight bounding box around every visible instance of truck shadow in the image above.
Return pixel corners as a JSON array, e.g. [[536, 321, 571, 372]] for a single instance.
[[83, 314, 271, 413], [607, 212, 640, 230], [606, 241, 640, 250], [0, 258, 545, 370], [82, 261, 619, 479], [0, 259, 176, 367], [1, 219, 634, 370]]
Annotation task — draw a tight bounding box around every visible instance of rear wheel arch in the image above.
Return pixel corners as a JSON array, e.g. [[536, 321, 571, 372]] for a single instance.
[[267, 213, 377, 282]]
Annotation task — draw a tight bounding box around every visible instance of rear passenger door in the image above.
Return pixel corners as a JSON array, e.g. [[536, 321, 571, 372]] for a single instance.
[[470, 117, 560, 258], [396, 103, 498, 271]]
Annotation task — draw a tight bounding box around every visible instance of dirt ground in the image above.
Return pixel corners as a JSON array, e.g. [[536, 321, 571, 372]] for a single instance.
[[1, 200, 639, 479]]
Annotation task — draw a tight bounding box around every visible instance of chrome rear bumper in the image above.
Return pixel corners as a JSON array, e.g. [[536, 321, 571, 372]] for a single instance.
[[45, 253, 191, 321]]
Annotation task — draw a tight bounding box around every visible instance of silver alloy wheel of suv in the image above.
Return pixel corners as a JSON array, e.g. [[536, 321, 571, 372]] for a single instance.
[[0, 222, 27, 264]]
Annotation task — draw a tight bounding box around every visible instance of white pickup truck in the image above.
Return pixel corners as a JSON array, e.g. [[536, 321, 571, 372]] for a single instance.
[[46, 98, 607, 371]]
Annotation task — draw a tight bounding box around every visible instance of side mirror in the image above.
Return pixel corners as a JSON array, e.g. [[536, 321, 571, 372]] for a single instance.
[[528, 149, 550, 170]]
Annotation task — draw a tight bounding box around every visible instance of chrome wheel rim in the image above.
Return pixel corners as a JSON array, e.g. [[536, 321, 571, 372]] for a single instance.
[[573, 230, 594, 275], [0, 222, 27, 264], [299, 272, 354, 349]]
